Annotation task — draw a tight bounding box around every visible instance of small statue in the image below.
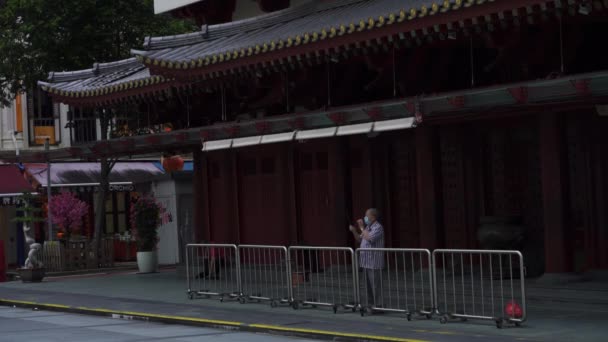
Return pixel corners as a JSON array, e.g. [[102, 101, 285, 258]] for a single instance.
[[13, 193, 45, 270], [23, 224, 43, 269]]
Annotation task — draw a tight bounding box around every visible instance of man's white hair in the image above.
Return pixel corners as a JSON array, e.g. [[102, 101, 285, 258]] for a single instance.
[[367, 208, 380, 219]]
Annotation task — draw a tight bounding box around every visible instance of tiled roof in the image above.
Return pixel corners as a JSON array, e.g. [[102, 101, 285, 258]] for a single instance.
[[133, 0, 470, 70], [38, 58, 168, 98]]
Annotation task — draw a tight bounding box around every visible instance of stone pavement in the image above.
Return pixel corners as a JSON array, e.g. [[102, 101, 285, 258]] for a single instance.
[[1, 270, 607, 342]]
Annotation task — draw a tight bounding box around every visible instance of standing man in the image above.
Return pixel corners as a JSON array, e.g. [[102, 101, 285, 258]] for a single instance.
[[349, 208, 385, 308]]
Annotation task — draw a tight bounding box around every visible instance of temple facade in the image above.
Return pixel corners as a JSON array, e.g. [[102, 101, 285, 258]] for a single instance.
[[8, 0, 608, 279]]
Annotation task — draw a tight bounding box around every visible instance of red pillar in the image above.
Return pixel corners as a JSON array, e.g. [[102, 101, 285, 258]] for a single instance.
[[539, 113, 572, 273], [192, 149, 205, 243], [415, 126, 440, 249]]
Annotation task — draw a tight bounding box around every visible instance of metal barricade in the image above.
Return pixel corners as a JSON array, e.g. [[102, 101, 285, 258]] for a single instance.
[[288, 246, 357, 313], [238, 245, 290, 307], [186, 244, 241, 301], [432, 249, 526, 328], [356, 248, 434, 320]]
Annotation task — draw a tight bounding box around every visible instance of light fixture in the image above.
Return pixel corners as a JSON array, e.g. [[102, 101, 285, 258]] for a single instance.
[[447, 31, 457, 40], [336, 123, 373, 136], [261, 131, 295, 144], [295, 127, 337, 140], [373, 118, 415, 132]]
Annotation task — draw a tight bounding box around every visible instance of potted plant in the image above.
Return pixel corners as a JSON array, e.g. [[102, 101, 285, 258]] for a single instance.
[[130, 194, 168, 273], [13, 193, 45, 282], [49, 191, 89, 241]]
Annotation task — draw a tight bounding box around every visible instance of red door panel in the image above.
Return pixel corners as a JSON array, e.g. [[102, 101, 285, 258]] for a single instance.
[[237, 145, 290, 245]]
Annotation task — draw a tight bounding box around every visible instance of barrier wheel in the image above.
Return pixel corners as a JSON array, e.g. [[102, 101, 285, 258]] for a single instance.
[[440, 316, 448, 324], [496, 320, 503, 329], [238, 297, 246, 304], [406, 313, 412, 321], [332, 305, 338, 314], [425, 314, 432, 320], [292, 301, 299, 310], [515, 322, 521, 327], [360, 307, 366, 317], [219, 297, 224, 302], [188, 293, 194, 300], [460, 318, 468, 322], [271, 300, 278, 308]]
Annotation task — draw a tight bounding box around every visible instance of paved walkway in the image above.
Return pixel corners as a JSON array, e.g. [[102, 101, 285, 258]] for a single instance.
[[1, 270, 606, 342]]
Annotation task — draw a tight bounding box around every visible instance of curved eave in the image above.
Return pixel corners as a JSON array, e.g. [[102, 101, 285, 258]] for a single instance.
[[135, 0, 550, 77], [42, 76, 172, 106]]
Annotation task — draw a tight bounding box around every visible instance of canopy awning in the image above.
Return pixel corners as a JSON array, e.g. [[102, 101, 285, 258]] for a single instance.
[[201, 118, 414, 152], [0, 164, 35, 196], [24, 162, 164, 190], [0, 165, 36, 205]]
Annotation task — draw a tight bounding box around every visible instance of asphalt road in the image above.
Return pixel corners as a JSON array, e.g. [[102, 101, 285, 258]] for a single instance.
[[0, 306, 319, 342]]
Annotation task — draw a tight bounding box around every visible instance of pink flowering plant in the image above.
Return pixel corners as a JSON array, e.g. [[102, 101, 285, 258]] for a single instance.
[[130, 194, 169, 252], [49, 191, 89, 240]]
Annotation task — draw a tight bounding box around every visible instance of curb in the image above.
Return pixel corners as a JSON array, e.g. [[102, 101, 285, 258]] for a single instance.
[[0, 299, 429, 342]]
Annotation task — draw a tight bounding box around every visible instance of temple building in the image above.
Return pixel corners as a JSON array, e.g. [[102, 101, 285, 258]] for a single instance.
[[2, 0, 607, 279]]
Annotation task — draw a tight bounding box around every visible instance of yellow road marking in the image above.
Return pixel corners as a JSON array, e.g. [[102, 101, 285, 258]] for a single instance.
[[2, 299, 432, 342], [250, 324, 430, 342], [0, 299, 37, 306], [118, 311, 242, 326], [40, 303, 71, 309]]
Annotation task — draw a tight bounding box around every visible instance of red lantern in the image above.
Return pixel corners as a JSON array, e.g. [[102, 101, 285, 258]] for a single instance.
[[505, 300, 523, 318], [161, 155, 185, 173]]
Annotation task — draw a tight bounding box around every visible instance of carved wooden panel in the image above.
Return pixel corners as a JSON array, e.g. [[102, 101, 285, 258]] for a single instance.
[[389, 133, 418, 247], [440, 127, 469, 248]]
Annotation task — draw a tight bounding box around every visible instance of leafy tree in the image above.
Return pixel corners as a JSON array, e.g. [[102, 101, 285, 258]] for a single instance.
[[0, 0, 196, 104], [0, 0, 195, 250], [49, 190, 89, 240], [130, 194, 169, 252]]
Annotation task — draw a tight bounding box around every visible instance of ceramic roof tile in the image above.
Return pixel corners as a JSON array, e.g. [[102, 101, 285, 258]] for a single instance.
[[38, 58, 164, 97], [133, 0, 445, 65]]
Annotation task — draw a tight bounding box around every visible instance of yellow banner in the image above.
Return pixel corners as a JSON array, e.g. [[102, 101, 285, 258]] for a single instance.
[[34, 126, 56, 145], [15, 93, 23, 132]]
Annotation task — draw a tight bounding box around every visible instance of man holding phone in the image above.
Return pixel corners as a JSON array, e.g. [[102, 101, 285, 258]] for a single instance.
[[349, 208, 385, 308]]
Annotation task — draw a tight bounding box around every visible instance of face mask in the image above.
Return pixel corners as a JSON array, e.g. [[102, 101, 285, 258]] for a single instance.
[[364, 216, 370, 225]]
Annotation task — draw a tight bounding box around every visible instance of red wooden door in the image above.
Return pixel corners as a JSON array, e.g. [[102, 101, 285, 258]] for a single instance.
[[237, 145, 290, 245], [206, 151, 239, 243], [295, 140, 338, 246]]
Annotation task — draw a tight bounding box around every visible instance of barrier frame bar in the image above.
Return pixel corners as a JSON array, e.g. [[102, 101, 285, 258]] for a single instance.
[[355, 247, 434, 320], [186, 243, 241, 301], [288, 246, 358, 313], [432, 249, 527, 329], [237, 244, 291, 307]]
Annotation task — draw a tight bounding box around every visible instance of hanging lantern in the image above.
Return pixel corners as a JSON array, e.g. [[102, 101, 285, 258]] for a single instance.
[[161, 155, 185, 173]]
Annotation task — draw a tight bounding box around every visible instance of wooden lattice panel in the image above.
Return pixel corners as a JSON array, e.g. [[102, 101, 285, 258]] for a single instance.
[[439, 127, 469, 248], [390, 134, 419, 247]]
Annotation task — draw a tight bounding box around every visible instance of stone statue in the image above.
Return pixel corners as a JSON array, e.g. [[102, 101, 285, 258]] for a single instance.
[[23, 223, 43, 269]]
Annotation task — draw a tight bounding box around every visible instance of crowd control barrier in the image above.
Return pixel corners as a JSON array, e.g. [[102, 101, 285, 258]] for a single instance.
[[184, 243, 527, 328], [238, 245, 290, 307], [432, 249, 527, 328], [186, 244, 241, 302], [355, 248, 434, 320], [288, 246, 358, 313]]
